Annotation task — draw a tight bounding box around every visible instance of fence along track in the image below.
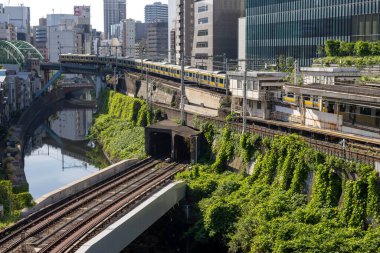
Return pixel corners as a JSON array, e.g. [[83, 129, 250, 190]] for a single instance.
[[0, 158, 170, 253], [198, 116, 380, 167]]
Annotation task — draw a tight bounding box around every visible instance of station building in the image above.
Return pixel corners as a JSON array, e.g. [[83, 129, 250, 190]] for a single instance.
[[281, 67, 380, 139]]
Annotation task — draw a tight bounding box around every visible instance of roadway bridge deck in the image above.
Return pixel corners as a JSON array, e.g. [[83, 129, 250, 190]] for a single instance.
[[0, 158, 186, 253]]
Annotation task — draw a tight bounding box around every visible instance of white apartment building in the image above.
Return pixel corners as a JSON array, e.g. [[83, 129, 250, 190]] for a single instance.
[[121, 19, 136, 58]]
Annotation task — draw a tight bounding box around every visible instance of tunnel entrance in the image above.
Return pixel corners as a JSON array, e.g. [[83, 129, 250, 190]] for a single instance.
[[149, 132, 172, 159], [174, 135, 191, 162], [145, 120, 201, 163]]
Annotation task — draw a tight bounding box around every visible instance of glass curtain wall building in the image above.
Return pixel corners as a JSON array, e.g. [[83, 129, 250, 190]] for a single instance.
[[246, 0, 380, 66]]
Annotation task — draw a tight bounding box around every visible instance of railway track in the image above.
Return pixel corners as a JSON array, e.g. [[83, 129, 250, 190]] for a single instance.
[[0, 159, 186, 253], [197, 115, 380, 166]]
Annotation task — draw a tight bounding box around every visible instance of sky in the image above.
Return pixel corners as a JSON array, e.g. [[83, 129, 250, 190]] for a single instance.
[[0, 0, 168, 31]]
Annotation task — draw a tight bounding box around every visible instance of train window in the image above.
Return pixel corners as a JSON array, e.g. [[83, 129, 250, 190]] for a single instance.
[[211, 77, 215, 82], [360, 107, 372, 116], [287, 93, 295, 98], [304, 95, 311, 101], [204, 76, 207, 81]]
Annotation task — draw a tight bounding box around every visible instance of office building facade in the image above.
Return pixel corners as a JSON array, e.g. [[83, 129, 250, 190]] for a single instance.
[[104, 0, 126, 39], [147, 22, 168, 60], [192, 0, 244, 70], [246, 0, 380, 66], [145, 2, 168, 23], [4, 5, 31, 42], [175, 0, 194, 65]]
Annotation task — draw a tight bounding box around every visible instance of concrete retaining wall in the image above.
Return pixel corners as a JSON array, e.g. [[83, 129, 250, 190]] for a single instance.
[[77, 181, 186, 253], [185, 104, 219, 117], [152, 88, 174, 105], [22, 159, 139, 217], [185, 87, 222, 109]]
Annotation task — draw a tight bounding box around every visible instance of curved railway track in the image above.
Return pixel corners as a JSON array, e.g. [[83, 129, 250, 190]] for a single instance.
[[0, 159, 186, 253]]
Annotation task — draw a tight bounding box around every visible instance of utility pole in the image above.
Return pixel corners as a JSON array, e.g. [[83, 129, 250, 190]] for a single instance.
[[179, 0, 186, 126], [146, 60, 149, 108], [114, 46, 118, 91], [224, 54, 229, 97], [180, 52, 185, 125], [242, 66, 247, 133], [294, 60, 298, 86]]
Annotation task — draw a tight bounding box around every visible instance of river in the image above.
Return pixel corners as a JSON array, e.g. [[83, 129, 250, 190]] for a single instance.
[[23, 108, 107, 199]]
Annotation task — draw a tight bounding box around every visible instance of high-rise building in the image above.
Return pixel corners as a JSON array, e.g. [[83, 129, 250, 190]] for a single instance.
[[175, 0, 194, 65], [0, 4, 11, 40], [135, 21, 147, 43], [191, 0, 244, 70], [104, 0, 126, 39], [4, 5, 31, 42], [47, 11, 92, 62], [32, 18, 48, 59], [168, 0, 176, 63], [121, 19, 136, 57], [145, 2, 168, 23], [147, 22, 168, 60], [246, 1, 380, 66]]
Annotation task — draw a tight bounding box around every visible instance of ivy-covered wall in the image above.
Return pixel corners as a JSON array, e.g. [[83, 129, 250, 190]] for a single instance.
[[0, 180, 34, 229], [88, 89, 152, 163], [177, 121, 380, 252]]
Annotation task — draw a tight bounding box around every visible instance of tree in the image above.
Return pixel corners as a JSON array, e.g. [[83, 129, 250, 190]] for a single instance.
[[325, 40, 340, 57]]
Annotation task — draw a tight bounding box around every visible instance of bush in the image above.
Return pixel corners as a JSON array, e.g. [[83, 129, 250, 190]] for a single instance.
[[355, 41, 371, 57], [177, 132, 380, 253], [325, 40, 341, 57], [339, 41, 355, 56], [370, 41, 380, 56]]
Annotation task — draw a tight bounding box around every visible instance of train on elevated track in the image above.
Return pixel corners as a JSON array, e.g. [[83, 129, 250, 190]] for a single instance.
[[59, 54, 305, 107], [60, 54, 227, 89]]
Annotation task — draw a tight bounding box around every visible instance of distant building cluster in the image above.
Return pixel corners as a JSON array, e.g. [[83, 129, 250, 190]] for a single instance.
[[1, 0, 380, 134]]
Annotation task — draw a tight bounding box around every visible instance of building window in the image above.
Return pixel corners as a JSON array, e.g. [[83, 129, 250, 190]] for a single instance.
[[247, 80, 254, 90], [257, 101, 262, 110], [198, 17, 208, 24], [237, 80, 242, 89], [195, 53, 208, 59], [198, 5, 208, 13], [198, 29, 208, 36], [196, 42, 208, 48]]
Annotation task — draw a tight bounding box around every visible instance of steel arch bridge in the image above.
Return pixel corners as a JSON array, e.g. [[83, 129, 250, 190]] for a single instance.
[[0, 40, 43, 66]]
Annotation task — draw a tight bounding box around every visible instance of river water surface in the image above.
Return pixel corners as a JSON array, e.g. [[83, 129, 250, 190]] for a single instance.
[[23, 108, 106, 199]]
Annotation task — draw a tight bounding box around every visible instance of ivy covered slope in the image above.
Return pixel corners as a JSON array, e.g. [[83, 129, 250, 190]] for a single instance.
[[177, 122, 380, 253], [0, 181, 34, 229], [88, 90, 151, 162]]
